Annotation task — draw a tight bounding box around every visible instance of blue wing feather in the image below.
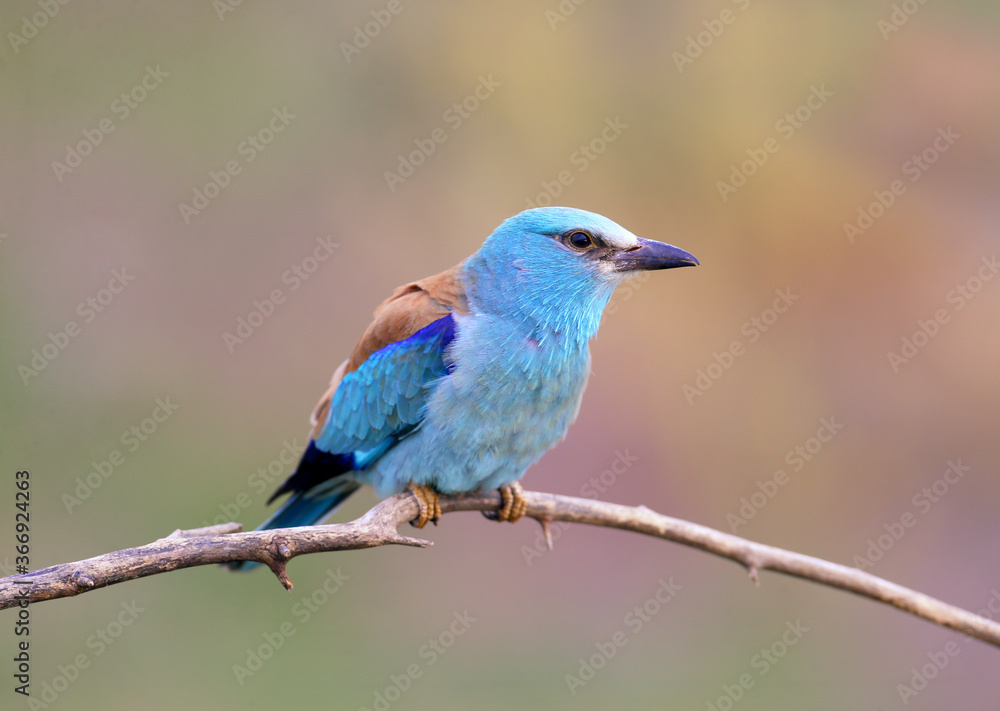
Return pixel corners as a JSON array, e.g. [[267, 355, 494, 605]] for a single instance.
[[314, 315, 456, 455]]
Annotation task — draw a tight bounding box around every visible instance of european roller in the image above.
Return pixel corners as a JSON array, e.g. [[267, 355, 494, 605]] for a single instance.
[[230, 207, 696, 568]]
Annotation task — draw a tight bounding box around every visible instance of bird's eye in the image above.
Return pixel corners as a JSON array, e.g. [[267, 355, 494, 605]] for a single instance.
[[566, 231, 596, 251]]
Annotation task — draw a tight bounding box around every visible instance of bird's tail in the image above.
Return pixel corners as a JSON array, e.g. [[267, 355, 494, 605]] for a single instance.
[[226, 440, 363, 570], [262, 480, 361, 530], [226, 470, 360, 572]]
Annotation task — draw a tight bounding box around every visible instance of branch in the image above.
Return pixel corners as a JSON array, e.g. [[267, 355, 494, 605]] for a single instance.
[[2, 490, 998, 649]]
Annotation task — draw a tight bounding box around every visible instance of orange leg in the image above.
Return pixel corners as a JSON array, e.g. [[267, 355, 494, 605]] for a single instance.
[[406, 482, 442, 528], [484, 481, 527, 523]]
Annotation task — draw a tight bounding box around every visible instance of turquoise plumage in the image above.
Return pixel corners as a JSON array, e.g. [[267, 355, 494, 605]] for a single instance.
[[229, 207, 697, 569]]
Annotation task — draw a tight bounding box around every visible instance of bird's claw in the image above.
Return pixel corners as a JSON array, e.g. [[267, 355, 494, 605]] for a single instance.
[[483, 481, 527, 523], [407, 483, 441, 529]]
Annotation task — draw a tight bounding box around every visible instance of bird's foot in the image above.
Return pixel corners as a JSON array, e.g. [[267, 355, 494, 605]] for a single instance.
[[406, 483, 441, 529], [483, 481, 527, 523]]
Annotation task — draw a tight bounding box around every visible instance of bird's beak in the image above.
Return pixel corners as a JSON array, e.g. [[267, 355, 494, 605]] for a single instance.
[[610, 237, 700, 272]]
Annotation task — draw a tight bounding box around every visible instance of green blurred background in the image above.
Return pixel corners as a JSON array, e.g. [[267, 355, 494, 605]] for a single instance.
[[3, 1, 1000, 709]]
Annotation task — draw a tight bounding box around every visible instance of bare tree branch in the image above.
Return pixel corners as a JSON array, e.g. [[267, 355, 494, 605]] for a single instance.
[[2, 490, 998, 649]]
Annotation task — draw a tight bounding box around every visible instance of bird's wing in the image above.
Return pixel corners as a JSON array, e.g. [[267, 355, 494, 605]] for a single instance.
[[309, 263, 468, 455]]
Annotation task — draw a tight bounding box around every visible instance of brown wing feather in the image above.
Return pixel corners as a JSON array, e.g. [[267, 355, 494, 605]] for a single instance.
[[309, 262, 468, 438]]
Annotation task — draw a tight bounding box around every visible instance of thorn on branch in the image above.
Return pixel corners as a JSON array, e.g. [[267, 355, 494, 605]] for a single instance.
[[743, 551, 763, 586], [387, 533, 433, 548], [536, 516, 555, 551], [261, 539, 296, 590], [270, 562, 293, 591]]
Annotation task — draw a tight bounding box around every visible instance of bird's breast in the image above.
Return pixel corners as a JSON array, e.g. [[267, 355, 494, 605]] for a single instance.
[[367, 313, 594, 496], [436, 314, 591, 453]]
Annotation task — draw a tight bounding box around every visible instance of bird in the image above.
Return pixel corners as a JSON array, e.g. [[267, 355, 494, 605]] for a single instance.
[[228, 206, 697, 570]]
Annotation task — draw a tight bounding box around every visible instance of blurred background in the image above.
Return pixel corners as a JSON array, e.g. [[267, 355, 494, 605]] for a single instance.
[[3, 1, 1000, 709]]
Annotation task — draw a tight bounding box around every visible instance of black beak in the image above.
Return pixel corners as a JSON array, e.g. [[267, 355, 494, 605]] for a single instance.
[[610, 237, 699, 272]]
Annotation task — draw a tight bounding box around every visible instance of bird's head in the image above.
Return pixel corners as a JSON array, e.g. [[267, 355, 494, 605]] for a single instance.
[[463, 206, 698, 340]]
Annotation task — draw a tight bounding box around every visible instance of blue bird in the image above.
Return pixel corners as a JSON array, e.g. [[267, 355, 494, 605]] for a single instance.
[[229, 207, 696, 569]]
